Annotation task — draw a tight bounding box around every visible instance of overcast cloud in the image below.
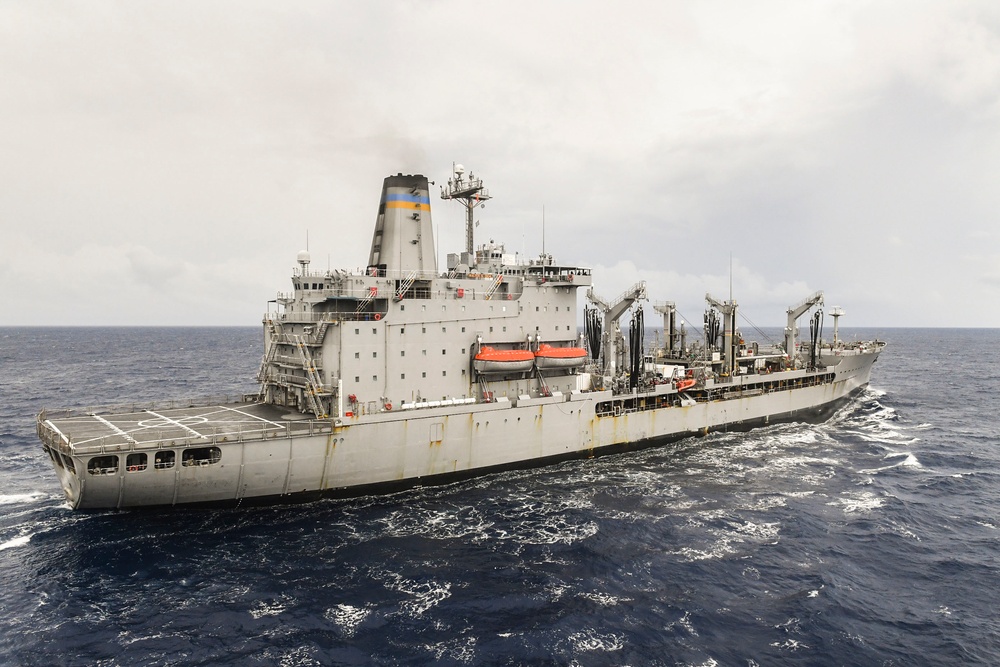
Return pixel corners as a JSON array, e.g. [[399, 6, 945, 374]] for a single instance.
[[2, 1, 999, 327]]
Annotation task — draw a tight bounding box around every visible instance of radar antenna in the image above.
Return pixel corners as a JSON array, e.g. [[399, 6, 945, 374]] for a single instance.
[[440, 163, 491, 255]]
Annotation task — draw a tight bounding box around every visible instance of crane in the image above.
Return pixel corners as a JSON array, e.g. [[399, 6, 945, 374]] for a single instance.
[[705, 293, 738, 376], [785, 291, 824, 359], [586, 281, 647, 376]]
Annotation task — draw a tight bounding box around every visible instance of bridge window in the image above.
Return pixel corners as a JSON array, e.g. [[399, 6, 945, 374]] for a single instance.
[[61, 454, 76, 474]]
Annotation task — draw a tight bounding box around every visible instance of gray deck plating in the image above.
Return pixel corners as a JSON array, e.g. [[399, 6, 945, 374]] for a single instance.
[[43, 402, 306, 451]]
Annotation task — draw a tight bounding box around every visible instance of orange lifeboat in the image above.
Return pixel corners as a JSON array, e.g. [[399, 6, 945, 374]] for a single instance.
[[674, 378, 696, 392], [534, 344, 588, 370], [473, 347, 535, 374]]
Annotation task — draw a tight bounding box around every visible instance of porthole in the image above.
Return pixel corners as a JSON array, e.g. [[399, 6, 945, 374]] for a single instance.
[[154, 450, 176, 470], [87, 455, 119, 475], [182, 447, 222, 467], [126, 453, 148, 472]]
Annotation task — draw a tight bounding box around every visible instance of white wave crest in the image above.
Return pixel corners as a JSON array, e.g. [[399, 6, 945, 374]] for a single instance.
[[0, 534, 32, 551], [383, 573, 452, 617], [324, 604, 372, 637], [859, 452, 921, 474], [0, 492, 49, 506], [829, 491, 883, 514], [249, 595, 292, 619], [568, 628, 624, 651]]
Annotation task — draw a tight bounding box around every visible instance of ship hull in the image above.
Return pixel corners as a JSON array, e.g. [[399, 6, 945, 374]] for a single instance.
[[38, 350, 880, 510]]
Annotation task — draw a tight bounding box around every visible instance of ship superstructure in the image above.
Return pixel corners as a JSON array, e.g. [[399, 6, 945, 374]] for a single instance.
[[36, 165, 884, 510]]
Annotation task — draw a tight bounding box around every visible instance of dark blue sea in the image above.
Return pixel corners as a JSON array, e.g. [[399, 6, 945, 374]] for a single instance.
[[2, 327, 999, 666]]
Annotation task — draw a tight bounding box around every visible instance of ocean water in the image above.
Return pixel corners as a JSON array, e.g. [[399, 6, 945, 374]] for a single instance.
[[1, 327, 999, 666]]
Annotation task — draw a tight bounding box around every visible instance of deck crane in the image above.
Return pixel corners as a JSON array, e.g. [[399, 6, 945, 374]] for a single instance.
[[705, 293, 738, 377], [586, 281, 647, 376], [784, 291, 825, 360]]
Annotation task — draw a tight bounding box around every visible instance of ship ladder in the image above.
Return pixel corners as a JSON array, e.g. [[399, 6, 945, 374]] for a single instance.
[[313, 319, 332, 345], [355, 286, 378, 314], [484, 274, 504, 300], [293, 335, 328, 418], [395, 270, 418, 301], [255, 319, 282, 398], [534, 365, 551, 397], [478, 375, 493, 403]]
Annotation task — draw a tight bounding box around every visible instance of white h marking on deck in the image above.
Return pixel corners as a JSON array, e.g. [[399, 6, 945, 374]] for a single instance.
[[144, 410, 206, 438], [90, 414, 137, 444]]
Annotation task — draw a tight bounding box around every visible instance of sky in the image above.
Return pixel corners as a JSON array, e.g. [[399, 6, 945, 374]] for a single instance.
[[2, 1, 999, 327]]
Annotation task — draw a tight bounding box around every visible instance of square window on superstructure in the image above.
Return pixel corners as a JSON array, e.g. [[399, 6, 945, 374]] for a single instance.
[[462, 369, 466, 376], [461, 326, 466, 332], [355, 328, 360, 335], [401, 373, 405, 380], [355, 376, 360, 382], [422, 371, 427, 378], [422, 305, 427, 311], [400, 305, 405, 311], [422, 349, 427, 356], [373, 352, 377, 358], [442, 326, 446, 333], [503, 326, 507, 332], [535, 306, 539, 312], [401, 350, 405, 357], [354, 352, 360, 359], [442, 349, 446, 355], [400, 327, 405, 334], [422, 327, 426, 333], [490, 326, 493, 333], [373, 375, 377, 381], [442, 371, 447, 377], [373, 328, 377, 334]]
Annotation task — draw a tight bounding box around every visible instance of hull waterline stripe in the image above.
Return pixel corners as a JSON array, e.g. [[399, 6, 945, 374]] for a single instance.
[[90, 414, 137, 444]]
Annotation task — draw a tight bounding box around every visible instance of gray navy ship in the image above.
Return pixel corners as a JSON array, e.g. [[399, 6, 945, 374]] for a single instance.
[[37, 165, 884, 510]]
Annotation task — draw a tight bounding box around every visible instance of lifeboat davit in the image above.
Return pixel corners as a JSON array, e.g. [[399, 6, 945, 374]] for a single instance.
[[674, 378, 696, 392], [473, 347, 535, 374], [533, 344, 588, 370]]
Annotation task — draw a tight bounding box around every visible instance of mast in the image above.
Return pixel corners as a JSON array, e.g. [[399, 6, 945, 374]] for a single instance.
[[440, 163, 491, 257]]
